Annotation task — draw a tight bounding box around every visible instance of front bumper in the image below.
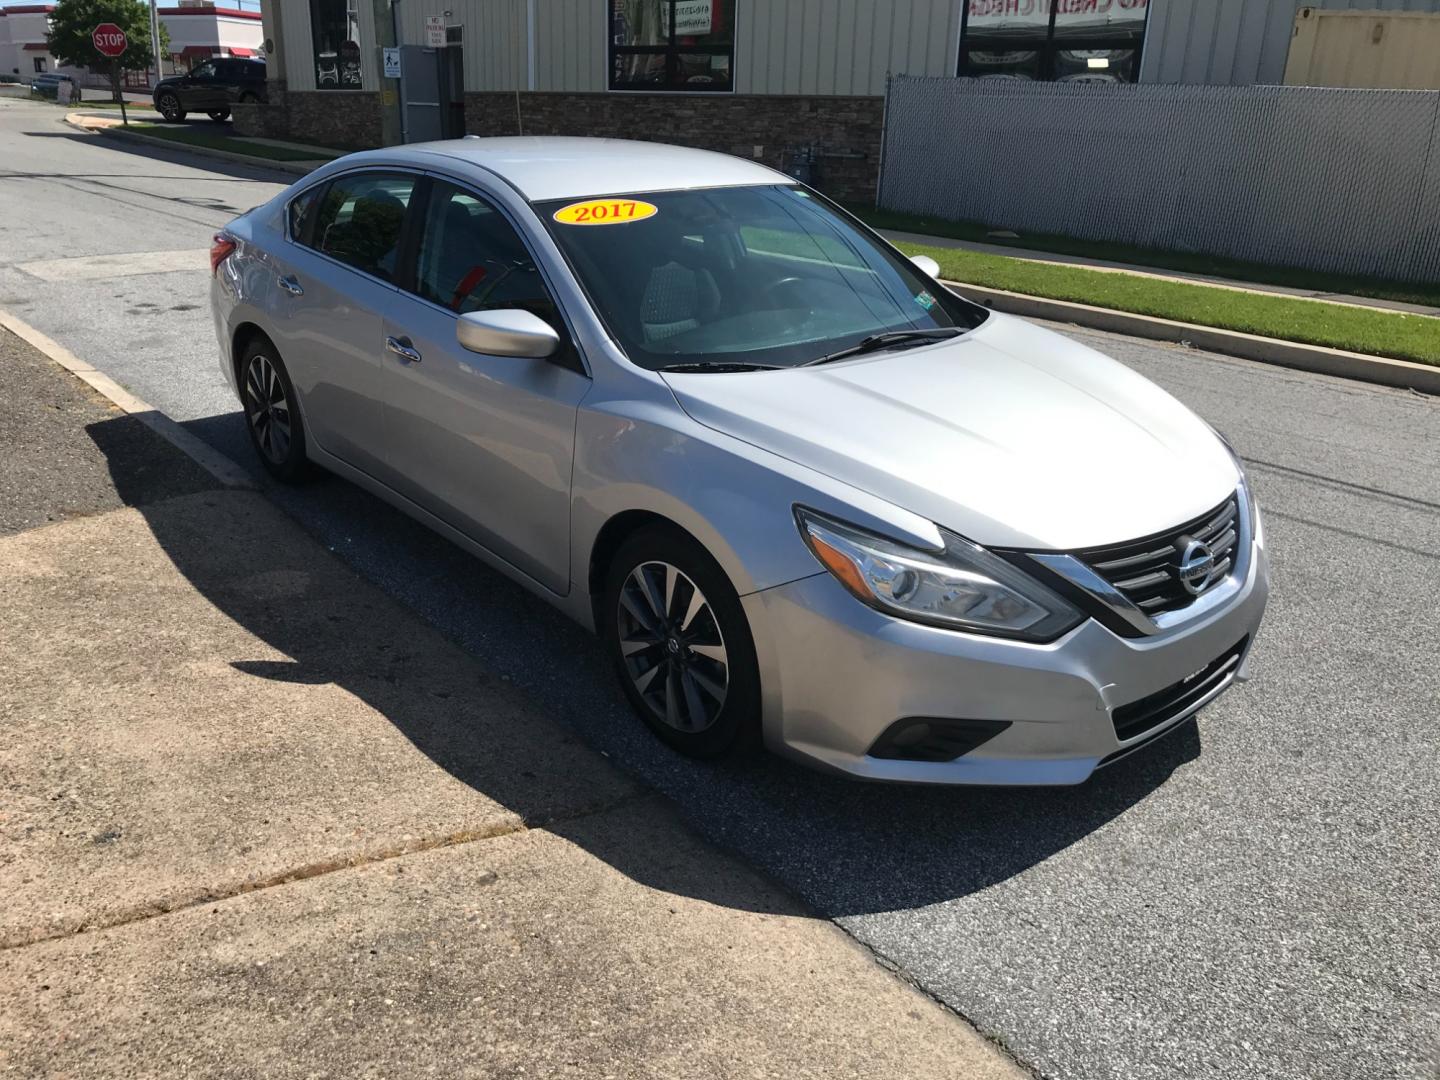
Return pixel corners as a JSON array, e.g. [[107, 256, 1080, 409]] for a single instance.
[[743, 537, 1269, 785]]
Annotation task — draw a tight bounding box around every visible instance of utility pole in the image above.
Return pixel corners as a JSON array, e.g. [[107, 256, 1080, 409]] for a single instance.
[[149, 0, 163, 87]]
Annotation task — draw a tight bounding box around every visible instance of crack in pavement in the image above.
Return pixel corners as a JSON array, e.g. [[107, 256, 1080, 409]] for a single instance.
[[0, 790, 660, 953]]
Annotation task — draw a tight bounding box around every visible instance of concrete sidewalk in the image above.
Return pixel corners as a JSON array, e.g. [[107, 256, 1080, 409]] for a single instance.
[[0, 328, 1022, 1078]]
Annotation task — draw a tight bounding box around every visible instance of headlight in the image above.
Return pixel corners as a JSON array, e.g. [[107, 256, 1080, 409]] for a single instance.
[[795, 508, 1084, 642]]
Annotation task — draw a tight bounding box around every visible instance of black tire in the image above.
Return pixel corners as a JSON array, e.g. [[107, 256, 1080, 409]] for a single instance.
[[239, 336, 310, 483], [207, 108, 231, 122], [603, 526, 761, 759], [155, 91, 185, 122]]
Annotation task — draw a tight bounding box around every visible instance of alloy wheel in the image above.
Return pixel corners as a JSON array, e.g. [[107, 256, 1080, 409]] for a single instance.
[[157, 92, 180, 121], [244, 352, 292, 464], [616, 560, 729, 733]]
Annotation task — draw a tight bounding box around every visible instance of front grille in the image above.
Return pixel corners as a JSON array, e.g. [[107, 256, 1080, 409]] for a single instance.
[[1076, 494, 1240, 617], [1110, 636, 1248, 743]]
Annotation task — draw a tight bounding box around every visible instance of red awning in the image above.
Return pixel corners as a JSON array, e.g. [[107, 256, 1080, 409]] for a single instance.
[[178, 45, 219, 58], [227, 47, 255, 57], [22, 43, 50, 51]]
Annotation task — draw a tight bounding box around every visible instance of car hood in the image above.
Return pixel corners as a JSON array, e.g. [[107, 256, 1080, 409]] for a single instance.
[[661, 312, 1239, 551]]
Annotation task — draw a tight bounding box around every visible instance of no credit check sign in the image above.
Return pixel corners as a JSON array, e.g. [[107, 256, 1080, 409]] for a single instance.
[[92, 24, 128, 57]]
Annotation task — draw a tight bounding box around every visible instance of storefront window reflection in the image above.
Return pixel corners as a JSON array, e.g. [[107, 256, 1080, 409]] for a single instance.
[[310, 0, 362, 89], [959, 0, 1149, 84], [610, 0, 734, 92]]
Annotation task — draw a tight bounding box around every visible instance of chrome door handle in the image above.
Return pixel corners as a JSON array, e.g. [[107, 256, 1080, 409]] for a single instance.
[[385, 335, 422, 364], [277, 274, 304, 297]]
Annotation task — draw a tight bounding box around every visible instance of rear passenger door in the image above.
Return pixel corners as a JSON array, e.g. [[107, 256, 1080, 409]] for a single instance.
[[269, 169, 417, 483], [378, 176, 590, 594]]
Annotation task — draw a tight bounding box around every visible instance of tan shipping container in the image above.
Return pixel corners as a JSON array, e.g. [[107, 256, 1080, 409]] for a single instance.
[[1284, 7, 1440, 90]]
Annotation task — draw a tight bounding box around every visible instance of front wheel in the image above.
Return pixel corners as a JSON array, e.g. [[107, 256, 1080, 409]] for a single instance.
[[603, 527, 761, 759], [239, 337, 310, 482], [155, 91, 185, 122], [207, 108, 231, 122]]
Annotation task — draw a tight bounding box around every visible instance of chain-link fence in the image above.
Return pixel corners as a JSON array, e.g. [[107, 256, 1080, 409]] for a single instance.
[[878, 76, 1440, 284]]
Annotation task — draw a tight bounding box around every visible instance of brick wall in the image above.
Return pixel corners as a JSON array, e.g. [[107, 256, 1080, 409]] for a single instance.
[[233, 90, 383, 151], [464, 92, 883, 203]]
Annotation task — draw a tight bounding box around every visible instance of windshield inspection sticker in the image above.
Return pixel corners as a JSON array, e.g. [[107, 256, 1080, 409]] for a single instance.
[[914, 290, 937, 311], [553, 199, 658, 225]]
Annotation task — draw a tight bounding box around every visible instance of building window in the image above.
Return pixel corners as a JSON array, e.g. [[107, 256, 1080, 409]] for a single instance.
[[958, 0, 1150, 84], [309, 0, 363, 89], [34, 57, 47, 73], [609, 0, 734, 92]]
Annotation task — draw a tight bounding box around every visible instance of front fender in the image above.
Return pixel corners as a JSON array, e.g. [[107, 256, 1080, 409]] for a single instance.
[[570, 395, 942, 617]]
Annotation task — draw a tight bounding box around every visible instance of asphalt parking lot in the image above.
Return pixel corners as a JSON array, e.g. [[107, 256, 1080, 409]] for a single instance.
[[2, 98, 1437, 1079]]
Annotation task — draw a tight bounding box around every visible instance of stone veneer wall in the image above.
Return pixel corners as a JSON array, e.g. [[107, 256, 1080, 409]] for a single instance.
[[464, 92, 884, 203], [233, 90, 383, 151]]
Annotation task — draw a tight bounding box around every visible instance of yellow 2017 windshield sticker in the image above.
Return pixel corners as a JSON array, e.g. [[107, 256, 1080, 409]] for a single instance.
[[553, 198, 658, 226]]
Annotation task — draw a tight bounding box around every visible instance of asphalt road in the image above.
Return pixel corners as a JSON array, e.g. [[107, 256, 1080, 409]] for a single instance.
[[3, 98, 1437, 1080]]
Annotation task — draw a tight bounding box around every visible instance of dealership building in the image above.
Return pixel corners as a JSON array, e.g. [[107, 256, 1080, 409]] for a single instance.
[[240, 0, 1440, 200]]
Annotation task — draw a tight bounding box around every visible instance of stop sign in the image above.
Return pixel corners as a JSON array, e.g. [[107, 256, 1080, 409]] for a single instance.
[[92, 23, 127, 58]]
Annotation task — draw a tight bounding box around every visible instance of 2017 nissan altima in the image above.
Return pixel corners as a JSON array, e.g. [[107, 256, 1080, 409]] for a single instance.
[[210, 137, 1268, 785]]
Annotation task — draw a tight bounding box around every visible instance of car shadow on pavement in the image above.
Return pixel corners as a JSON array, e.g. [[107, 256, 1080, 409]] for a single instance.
[[91, 411, 1200, 920], [24, 127, 302, 186]]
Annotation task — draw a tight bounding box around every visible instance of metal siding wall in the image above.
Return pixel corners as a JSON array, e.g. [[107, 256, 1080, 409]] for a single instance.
[[281, 0, 316, 89], [879, 76, 1440, 283], [535, 0, 603, 91], [1142, 0, 1440, 86], [738, 0, 955, 96]]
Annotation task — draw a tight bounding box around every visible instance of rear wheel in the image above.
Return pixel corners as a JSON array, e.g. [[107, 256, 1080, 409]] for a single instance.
[[156, 91, 185, 122], [239, 337, 310, 482], [207, 108, 231, 122], [603, 527, 760, 759]]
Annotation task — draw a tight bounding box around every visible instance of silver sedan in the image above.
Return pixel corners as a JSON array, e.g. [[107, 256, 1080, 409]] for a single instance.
[[210, 137, 1268, 784]]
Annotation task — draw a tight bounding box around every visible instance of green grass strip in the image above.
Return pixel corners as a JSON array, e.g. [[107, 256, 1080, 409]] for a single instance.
[[123, 122, 330, 162], [892, 241, 1440, 368], [856, 206, 1440, 311]]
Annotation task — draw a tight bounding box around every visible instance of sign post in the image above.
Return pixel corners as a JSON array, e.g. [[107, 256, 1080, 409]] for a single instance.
[[92, 23, 129, 125]]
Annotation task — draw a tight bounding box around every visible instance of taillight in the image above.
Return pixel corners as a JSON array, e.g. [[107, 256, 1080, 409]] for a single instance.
[[210, 232, 238, 276]]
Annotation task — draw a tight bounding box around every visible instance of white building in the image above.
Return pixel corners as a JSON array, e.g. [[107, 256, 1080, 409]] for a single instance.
[[0, 5, 79, 80], [0, 1, 261, 87]]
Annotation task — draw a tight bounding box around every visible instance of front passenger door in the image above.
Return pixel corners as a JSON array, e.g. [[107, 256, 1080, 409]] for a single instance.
[[379, 179, 589, 594]]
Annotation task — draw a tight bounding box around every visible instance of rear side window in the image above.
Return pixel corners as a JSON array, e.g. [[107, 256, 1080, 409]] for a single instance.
[[287, 185, 322, 242], [306, 172, 416, 281]]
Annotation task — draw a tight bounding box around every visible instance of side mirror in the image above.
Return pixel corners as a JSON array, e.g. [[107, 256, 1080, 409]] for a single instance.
[[456, 309, 561, 359], [910, 254, 941, 279]]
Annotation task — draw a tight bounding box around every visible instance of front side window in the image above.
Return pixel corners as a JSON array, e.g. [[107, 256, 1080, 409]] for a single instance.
[[411, 181, 560, 327], [540, 185, 986, 371], [191, 61, 217, 79], [306, 172, 415, 281], [609, 0, 734, 92], [309, 0, 363, 89], [959, 0, 1150, 84]]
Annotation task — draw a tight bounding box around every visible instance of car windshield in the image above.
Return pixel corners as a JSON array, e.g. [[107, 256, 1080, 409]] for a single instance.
[[537, 185, 987, 371]]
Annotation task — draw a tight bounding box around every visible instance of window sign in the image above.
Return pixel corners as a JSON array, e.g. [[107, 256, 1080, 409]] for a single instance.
[[309, 0, 363, 89], [959, 0, 1150, 84], [609, 0, 734, 92]]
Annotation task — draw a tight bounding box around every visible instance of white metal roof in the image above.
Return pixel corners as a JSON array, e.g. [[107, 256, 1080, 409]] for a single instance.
[[403, 136, 789, 202]]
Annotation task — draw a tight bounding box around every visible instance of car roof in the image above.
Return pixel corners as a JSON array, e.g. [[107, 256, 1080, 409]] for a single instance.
[[397, 136, 790, 202]]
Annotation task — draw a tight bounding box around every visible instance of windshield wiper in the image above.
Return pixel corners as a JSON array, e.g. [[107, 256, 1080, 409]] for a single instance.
[[802, 328, 964, 368], [658, 361, 786, 373]]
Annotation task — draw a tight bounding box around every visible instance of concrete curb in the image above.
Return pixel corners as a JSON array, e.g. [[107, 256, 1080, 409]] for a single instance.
[[64, 113, 319, 176], [0, 308, 255, 490], [948, 281, 1440, 397]]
